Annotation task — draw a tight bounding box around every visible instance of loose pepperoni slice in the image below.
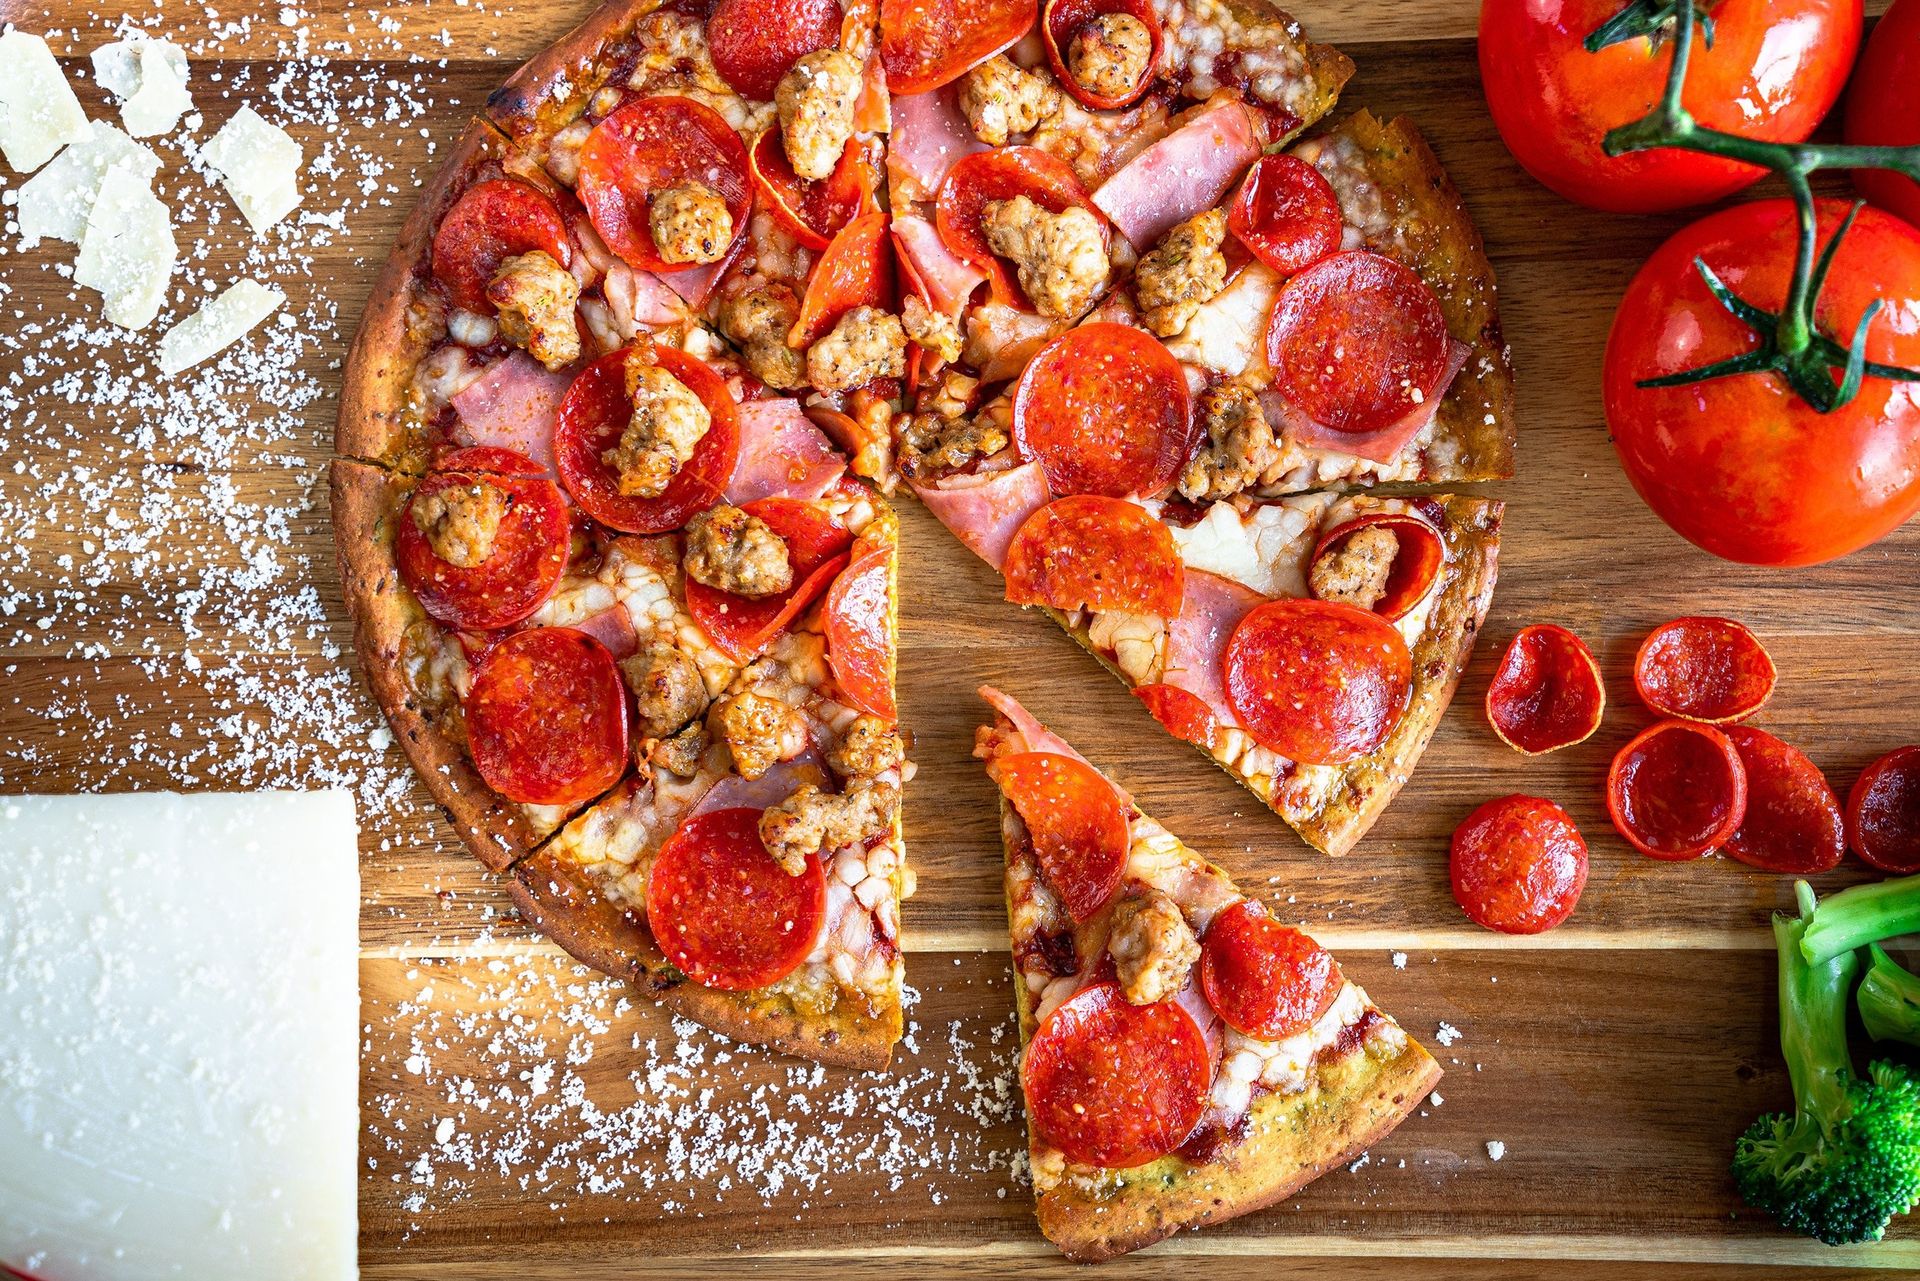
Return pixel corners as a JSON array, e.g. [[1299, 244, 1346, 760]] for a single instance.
[[1040, 0, 1163, 110], [646, 807, 827, 990], [748, 128, 870, 252], [881, 0, 1037, 95], [1227, 154, 1342, 278], [1449, 795, 1588, 935], [430, 178, 570, 314], [1632, 616, 1777, 724], [988, 751, 1129, 921], [1020, 980, 1211, 1169], [576, 96, 751, 274], [789, 209, 896, 348], [1199, 900, 1342, 1040], [553, 345, 740, 533], [708, 0, 844, 100], [1002, 496, 1186, 618], [1308, 511, 1446, 623], [1606, 719, 1749, 860], [825, 541, 897, 720], [1847, 746, 1920, 873], [1011, 323, 1193, 499], [1721, 726, 1844, 875], [465, 627, 630, 808], [1264, 250, 1450, 437], [395, 451, 570, 632], [935, 147, 1106, 309], [1484, 624, 1606, 756], [1224, 599, 1413, 766], [686, 499, 853, 662], [1134, 684, 1217, 750]]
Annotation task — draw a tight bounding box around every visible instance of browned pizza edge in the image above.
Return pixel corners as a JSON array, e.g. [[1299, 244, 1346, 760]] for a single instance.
[[1233, 0, 1358, 138], [483, 0, 667, 144]]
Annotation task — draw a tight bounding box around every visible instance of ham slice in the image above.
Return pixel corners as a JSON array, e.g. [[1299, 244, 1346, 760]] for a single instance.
[[689, 751, 829, 817], [1261, 337, 1472, 466], [1163, 569, 1267, 733], [893, 214, 985, 316], [573, 605, 639, 660], [450, 352, 572, 473], [606, 264, 687, 334], [724, 398, 848, 504], [887, 85, 987, 199], [655, 236, 744, 308], [965, 301, 1066, 382], [910, 460, 1050, 570], [1092, 101, 1262, 249], [979, 685, 1133, 807]]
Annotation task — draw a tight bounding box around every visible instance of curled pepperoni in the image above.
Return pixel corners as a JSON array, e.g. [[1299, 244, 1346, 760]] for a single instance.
[[748, 128, 869, 252], [1484, 624, 1606, 756], [1227, 154, 1342, 278], [1308, 511, 1446, 623], [431, 178, 571, 313], [1264, 250, 1450, 437], [576, 96, 751, 274], [1847, 746, 1920, 873], [1199, 900, 1342, 1040], [708, 0, 844, 100], [1224, 599, 1413, 766], [789, 209, 896, 349], [686, 499, 852, 661], [1449, 795, 1588, 935], [1020, 980, 1211, 1169], [935, 147, 1106, 309], [553, 345, 740, 533], [826, 541, 897, 720], [646, 807, 827, 990], [1041, 0, 1163, 110], [465, 627, 630, 808], [395, 450, 570, 632], [1606, 720, 1748, 860], [988, 751, 1129, 921], [881, 0, 1037, 95], [1633, 616, 1776, 724], [1721, 726, 1844, 875], [1002, 496, 1186, 618], [1133, 684, 1217, 750], [1012, 323, 1193, 499]]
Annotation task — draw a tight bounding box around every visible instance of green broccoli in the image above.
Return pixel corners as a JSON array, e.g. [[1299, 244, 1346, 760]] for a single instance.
[[1798, 871, 1920, 968], [1733, 882, 1920, 1245], [1858, 943, 1920, 1050]]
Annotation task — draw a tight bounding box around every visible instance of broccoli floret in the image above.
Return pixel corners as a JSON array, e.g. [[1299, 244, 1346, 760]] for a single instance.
[[1858, 943, 1920, 1049], [1799, 871, 1920, 967], [1733, 883, 1920, 1245]]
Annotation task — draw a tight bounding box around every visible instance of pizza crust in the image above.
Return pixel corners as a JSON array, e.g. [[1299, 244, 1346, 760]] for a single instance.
[[485, 0, 667, 144]]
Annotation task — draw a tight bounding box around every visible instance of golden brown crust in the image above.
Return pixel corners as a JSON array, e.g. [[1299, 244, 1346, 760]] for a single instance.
[[1236, 0, 1356, 140], [485, 0, 666, 144]]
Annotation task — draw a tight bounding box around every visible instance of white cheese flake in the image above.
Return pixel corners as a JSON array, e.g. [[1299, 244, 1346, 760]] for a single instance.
[[158, 279, 287, 376], [1486, 1139, 1507, 1161], [0, 29, 92, 172], [73, 161, 177, 331], [93, 37, 195, 139], [200, 105, 303, 233], [14, 120, 161, 248]]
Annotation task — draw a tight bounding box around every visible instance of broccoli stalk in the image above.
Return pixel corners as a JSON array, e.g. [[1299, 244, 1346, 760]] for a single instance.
[[1733, 882, 1920, 1245], [1799, 872, 1920, 967], [1858, 943, 1920, 1049]]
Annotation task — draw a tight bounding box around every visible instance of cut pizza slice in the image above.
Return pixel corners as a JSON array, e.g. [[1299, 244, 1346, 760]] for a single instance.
[[976, 686, 1440, 1261]]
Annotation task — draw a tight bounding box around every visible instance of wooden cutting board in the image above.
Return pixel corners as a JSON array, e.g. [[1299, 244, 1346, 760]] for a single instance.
[[3, 0, 1915, 1276]]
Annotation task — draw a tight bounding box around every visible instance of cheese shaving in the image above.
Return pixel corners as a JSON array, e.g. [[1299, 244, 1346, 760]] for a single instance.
[[93, 37, 196, 139], [0, 29, 92, 172], [14, 120, 161, 248], [200, 105, 303, 233], [159, 279, 287, 376], [72, 161, 177, 330]]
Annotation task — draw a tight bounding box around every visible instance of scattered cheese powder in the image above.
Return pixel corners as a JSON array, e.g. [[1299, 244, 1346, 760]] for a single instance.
[[1486, 1140, 1506, 1162]]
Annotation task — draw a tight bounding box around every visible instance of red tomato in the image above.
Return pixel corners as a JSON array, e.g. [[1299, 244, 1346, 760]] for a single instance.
[[1603, 200, 1920, 566], [1478, 0, 1860, 212], [1845, 0, 1920, 228]]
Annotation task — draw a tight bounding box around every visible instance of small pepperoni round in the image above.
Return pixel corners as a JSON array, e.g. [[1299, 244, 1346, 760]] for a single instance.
[[465, 627, 630, 808], [988, 751, 1129, 921], [1721, 726, 1844, 875], [1002, 496, 1186, 618], [553, 345, 740, 533], [1484, 624, 1606, 756], [1264, 250, 1450, 437], [707, 0, 844, 100], [935, 147, 1105, 309], [1847, 746, 1920, 874], [1012, 323, 1193, 499], [686, 499, 853, 662], [825, 541, 897, 721], [1308, 511, 1446, 623], [1199, 900, 1342, 1040], [1632, 616, 1777, 724], [1224, 599, 1413, 766], [748, 128, 869, 252], [881, 0, 1038, 95], [430, 178, 571, 313], [1449, 795, 1588, 935], [576, 96, 751, 274], [789, 210, 895, 348], [1606, 719, 1749, 860], [646, 807, 827, 990], [1133, 684, 1217, 750], [395, 451, 570, 632], [1040, 0, 1163, 110], [1227, 154, 1342, 278], [1020, 980, 1211, 1169]]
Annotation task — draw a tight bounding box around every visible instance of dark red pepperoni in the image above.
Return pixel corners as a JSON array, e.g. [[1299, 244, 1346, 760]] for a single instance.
[[881, 0, 1037, 95], [1484, 624, 1606, 755], [825, 539, 897, 720], [646, 807, 827, 990], [1133, 684, 1217, 750], [395, 450, 570, 632], [1011, 322, 1193, 499], [790, 210, 895, 347], [1606, 719, 1749, 860], [431, 178, 571, 313], [1847, 746, 1920, 873], [1449, 795, 1588, 935], [685, 498, 852, 662], [576, 96, 751, 274], [1721, 726, 1844, 875], [935, 147, 1106, 309], [1199, 900, 1342, 1040], [708, 0, 844, 100], [988, 751, 1129, 922], [748, 127, 871, 252], [1227, 154, 1342, 278], [1001, 495, 1186, 618], [1307, 511, 1446, 623], [465, 627, 629, 808], [1633, 616, 1777, 724], [1224, 598, 1412, 766], [1040, 0, 1163, 110]]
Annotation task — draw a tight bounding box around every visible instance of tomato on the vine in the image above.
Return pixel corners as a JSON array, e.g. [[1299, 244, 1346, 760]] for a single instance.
[[1603, 199, 1920, 566], [1478, 0, 1861, 213], [1845, 0, 1920, 228]]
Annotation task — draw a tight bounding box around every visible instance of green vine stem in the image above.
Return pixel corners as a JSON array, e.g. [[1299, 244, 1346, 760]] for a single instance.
[[1585, 0, 1920, 411]]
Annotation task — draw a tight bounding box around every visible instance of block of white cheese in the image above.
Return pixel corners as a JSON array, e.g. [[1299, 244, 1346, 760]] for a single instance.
[[0, 792, 361, 1281], [0, 29, 92, 172], [15, 120, 162, 249], [73, 161, 177, 331], [92, 36, 194, 139], [158, 278, 287, 375], [200, 105, 303, 233]]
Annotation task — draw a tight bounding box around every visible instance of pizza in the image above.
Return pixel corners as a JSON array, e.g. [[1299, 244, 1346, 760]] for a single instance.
[[976, 686, 1440, 1260]]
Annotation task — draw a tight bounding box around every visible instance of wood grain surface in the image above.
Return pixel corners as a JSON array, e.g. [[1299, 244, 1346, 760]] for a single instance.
[[1, 0, 1915, 1275]]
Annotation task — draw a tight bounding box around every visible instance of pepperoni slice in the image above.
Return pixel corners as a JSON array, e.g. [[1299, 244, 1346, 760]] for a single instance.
[[1224, 599, 1413, 766], [708, 0, 844, 100], [395, 450, 570, 632], [1020, 980, 1210, 1169], [553, 345, 740, 533], [935, 147, 1106, 309], [576, 96, 751, 274], [1633, 616, 1777, 724], [1011, 323, 1193, 499], [1040, 0, 1163, 110], [1449, 795, 1588, 935], [790, 209, 895, 350], [646, 806, 827, 990], [880, 0, 1037, 95], [1308, 511, 1446, 623], [748, 128, 870, 252], [1264, 250, 1450, 437], [825, 541, 897, 720], [1606, 720, 1749, 860], [1133, 684, 1217, 750], [1227, 154, 1342, 279], [988, 751, 1129, 922], [1002, 496, 1186, 618], [1721, 726, 1844, 875], [465, 627, 630, 808], [686, 499, 853, 662], [430, 178, 570, 314], [1199, 900, 1342, 1040], [1484, 624, 1606, 756], [1847, 746, 1920, 873]]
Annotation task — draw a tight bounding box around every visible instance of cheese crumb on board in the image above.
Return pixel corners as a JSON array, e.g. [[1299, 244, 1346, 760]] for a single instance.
[[1486, 1140, 1507, 1162], [0, 29, 92, 172], [159, 279, 287, 375], [14, 119, 162, 248], [93, 36, 196, 139], [200, 104, 304, 233]]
